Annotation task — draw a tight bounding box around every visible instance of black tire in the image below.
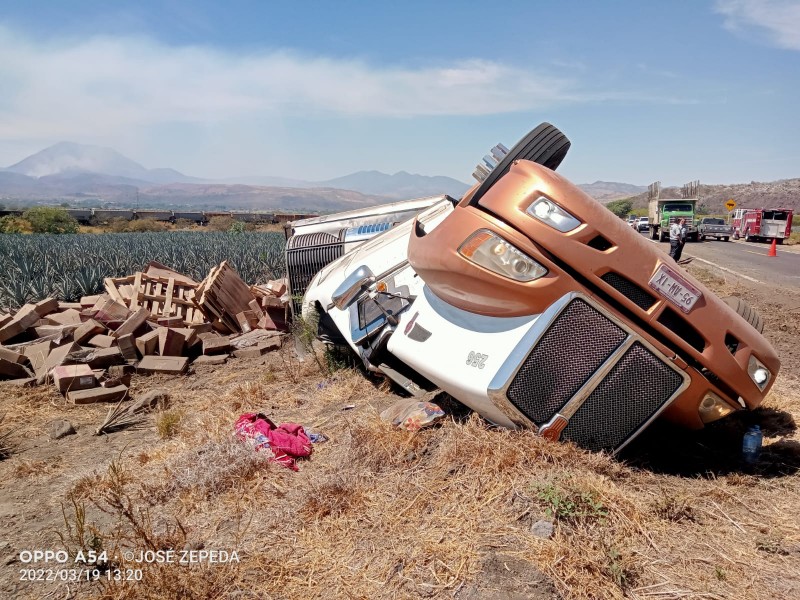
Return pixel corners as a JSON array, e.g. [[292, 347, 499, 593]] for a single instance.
[[650, 226, 658, 240], [723, 237, 729, 242], [722, 296, 764, 334], [699, 234, 705, 241], [467, 122, 570, 206]]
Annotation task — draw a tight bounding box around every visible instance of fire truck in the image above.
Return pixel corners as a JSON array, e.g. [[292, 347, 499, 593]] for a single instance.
[[731, 208, 794, 243]]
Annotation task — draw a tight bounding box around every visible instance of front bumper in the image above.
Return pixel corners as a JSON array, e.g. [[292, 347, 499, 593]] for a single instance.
[[388, 288, 689, 454]]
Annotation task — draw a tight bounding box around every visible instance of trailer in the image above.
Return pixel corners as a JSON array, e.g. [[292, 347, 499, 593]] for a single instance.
[[732, 208, 793, 243]]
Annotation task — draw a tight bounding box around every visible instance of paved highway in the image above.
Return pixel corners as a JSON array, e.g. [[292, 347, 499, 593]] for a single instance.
[[639, 232, 800, 289]]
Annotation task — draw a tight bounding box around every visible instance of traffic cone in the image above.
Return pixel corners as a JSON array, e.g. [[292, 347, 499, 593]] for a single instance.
[[768, 238, 777, 257]]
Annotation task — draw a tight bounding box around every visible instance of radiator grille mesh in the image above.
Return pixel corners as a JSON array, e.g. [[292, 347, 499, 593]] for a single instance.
[[506, 299, 627, 423], [286, 232, 344, 314], [561, 342, 683, 452]]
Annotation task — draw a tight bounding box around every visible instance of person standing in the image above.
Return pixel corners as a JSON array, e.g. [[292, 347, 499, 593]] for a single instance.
[[669, 218, 687, 261]]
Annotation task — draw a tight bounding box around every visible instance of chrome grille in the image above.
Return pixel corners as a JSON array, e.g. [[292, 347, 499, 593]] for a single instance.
[[600, 272, 656, 310], [286, 232, 344, 315], [506, 299, 627, 423], [561, 342, 683, 452]]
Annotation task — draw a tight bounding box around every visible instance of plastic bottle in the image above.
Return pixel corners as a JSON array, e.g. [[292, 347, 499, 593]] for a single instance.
[[742, 425, 763, 464]]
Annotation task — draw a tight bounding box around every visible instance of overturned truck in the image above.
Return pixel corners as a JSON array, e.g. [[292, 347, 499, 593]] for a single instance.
[[287, 123, 780, 454]]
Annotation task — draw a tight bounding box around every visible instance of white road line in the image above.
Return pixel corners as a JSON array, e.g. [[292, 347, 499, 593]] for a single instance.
[[643, 236, 762, 282], [684, 256, 762, 283]]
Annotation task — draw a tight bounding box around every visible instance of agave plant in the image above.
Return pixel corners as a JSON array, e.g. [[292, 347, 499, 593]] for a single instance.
[[0, 230, 287, 309]]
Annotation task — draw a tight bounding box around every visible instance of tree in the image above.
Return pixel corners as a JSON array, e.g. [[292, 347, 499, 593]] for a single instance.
[[605, 199, 633, 218], [22, 207, 79, 234]]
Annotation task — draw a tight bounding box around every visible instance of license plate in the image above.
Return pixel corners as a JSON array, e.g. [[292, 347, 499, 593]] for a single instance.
[[648, 264, 702, 313]]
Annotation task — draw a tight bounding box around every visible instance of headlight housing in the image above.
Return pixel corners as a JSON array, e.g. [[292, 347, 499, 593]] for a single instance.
[[526, 196, 581, 232], [698, 391, 736, 424], [747, 355, 771, 390], [458, 230, 547, 282]]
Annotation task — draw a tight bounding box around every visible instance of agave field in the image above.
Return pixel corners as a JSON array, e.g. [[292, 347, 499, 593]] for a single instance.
[[0, 231, 286, 311]]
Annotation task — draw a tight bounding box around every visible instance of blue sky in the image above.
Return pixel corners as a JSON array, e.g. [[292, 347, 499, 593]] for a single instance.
[[0, 0, 798, 185]]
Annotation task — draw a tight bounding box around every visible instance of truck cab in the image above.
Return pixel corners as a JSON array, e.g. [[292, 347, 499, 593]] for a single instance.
[[649, 199, 698, 242]]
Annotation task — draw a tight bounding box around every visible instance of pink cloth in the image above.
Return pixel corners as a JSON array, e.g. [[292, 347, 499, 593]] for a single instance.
[[234, 413, 312, 471]]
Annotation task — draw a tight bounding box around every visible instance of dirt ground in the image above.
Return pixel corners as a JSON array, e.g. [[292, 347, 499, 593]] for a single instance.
[[1, 268, 799, 600]]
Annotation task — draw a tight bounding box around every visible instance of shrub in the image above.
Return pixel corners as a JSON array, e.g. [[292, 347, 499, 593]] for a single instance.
[[207, 216, 235, 231], [126, 218, 169, 233], [22, 207, 79, 234], [0, 215, 27, 234]]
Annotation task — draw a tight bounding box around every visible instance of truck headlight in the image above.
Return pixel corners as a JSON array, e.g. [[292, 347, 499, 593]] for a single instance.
[[698, 391, 736, 424], [747, 355, 771, 390], [526, 196, 581, 232], [458, 230, 547, 282]]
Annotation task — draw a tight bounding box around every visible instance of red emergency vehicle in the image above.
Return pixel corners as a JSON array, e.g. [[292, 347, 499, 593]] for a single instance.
[[731, 208, 793, 243]]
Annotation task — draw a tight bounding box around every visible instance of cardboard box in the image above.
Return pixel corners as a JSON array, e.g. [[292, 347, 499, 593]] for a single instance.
[[53, 364, 97, 393]]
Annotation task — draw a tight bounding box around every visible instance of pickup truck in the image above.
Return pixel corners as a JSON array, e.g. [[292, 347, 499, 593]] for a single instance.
[[697, 217, 732, 242]]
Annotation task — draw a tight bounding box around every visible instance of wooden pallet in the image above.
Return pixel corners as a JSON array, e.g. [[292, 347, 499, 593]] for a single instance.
[[104, 263, 204, 325], [193, 261, 257, 333]]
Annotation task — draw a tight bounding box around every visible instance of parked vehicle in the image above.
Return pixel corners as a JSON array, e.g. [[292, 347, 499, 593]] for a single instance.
[[697, 217, 732, 241], [731, 208, 793, 243], [648, 198, 698, 242], [637, 217, 650, 232], [296, 123, 780, 455], [627, 217, 636, 228]]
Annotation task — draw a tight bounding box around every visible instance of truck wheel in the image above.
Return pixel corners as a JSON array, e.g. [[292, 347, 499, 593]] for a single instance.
[[467, 122, 571, 205], [660, 231, 668, 242], [699, 234, 705, 241], [723, 237, 729, 242], [650, 226, 658, 240], [722, 296, 764, 334], [733, 231, 740, 240]]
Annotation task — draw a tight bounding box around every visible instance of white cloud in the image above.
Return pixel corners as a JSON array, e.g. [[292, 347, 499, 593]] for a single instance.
[[715, 0, 800, 50], [0, 26, 578, 141]]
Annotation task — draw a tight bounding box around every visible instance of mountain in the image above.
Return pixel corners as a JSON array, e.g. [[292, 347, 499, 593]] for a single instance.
[[628, 179, 800, 214], [577, 181, 647, 202], [317, 170, 471, 199], [4, 142, 200, 184]]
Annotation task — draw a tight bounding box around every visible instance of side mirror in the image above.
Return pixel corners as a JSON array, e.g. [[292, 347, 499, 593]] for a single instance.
[[332, 266, 376, 310]]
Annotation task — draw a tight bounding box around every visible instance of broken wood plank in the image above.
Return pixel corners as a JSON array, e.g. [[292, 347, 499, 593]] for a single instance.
[[130, 272, 142, 310], [162, 277, 175, 316], [104, 277, 126, 304]]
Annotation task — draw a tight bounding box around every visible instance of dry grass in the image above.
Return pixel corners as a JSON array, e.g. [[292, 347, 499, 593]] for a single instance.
[[2, 277, 798, 599], [155, 409, 182, 439], [68, 376, 799, 599]]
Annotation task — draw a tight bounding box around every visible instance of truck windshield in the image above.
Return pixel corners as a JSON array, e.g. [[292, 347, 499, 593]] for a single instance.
[[704, 218, 724, 225], [663, 204, 694, 212]]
